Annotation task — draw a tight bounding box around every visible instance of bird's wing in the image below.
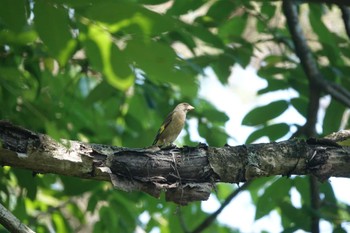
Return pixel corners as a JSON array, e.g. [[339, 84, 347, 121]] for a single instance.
[[152, 111, 174, 145]]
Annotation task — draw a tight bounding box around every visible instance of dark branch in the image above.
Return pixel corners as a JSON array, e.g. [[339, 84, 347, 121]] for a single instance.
[[0, 202, 35, 233], [309, 175, 321, 233], [306, 0, 350, 5], [340, 5, 350, 39], [282, 0, 350, 108], [190, 182, 251, 233]]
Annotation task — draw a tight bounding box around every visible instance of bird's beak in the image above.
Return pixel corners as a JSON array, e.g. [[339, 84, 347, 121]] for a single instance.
[[188, 105, 195, 111]]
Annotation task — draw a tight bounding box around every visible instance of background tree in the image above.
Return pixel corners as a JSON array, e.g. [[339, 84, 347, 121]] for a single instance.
[[1, 0, 350, 232]]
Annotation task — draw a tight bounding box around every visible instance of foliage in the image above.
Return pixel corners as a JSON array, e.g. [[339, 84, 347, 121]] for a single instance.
[[0, 0, 349, 232]]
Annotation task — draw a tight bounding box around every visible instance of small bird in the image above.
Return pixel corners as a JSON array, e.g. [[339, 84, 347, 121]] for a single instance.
[[152, 103, 194, 147]]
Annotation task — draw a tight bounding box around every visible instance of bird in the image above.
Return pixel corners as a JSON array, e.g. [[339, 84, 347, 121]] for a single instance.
[[152, 103, 194, 147]]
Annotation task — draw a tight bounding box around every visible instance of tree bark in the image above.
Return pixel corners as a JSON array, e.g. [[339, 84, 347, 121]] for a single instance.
[[1, 121, 350, 205], [0, 203, 35, 233]]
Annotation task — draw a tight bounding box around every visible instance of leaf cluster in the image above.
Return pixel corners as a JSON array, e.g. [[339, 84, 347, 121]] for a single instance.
[[1, 0, 350, 232]]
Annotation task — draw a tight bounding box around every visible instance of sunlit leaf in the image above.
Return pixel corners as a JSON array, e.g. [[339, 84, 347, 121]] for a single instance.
[[84, 24, 134, 90]]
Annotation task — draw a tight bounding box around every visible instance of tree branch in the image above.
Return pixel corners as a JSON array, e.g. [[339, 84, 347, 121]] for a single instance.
[[309, 175, 320, 233], [1, 121, 350, 205], [339, 5, 350, 39], [282, 0, 350, 108], [306, 0, 350, 5], [190, 182, 251, 233], [0, 202, 35, 233]]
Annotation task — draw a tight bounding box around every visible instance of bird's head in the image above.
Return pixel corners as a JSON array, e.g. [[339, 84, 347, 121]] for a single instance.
[[176, 103, 195, 113]]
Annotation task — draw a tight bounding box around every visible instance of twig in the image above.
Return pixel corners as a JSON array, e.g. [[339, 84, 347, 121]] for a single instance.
[[309, 176, 320, 233], [177, 206, 190, 233], [306, 0, 350, 6], [283, 2, 324, 232], [282, 0, 350, 108], [189, 182, 251, 233], [339, 5, 350, 39], [0, 202, 35, 233]]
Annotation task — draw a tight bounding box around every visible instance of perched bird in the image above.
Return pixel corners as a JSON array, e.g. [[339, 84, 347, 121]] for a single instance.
[[152, 103, 194, 147]]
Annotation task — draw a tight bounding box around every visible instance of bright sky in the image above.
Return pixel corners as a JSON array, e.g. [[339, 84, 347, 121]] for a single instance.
[[196, 65, 350, 233]]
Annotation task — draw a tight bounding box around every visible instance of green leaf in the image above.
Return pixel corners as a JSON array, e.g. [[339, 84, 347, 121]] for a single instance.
[[166, 0, 205, 16], [183, 23, 224, 48], [212, 54, 234, 84], [12, 168, 37, 200], [137, 0, 169, 4], [95, 206, 120, 232], [218, 14, 248, 42], [124, 39, 177, 81], [290, 97, 308, 118], [83, 24, 134, 90], [53, 212, 71, 233], [309, 4, 340, 66], [60, 176, 101, 196], [0, 0, 27, 33], [206, 1, 238, 25], [109, 194, 138, 232], [258, 78, 289, 95], [261, 2, 277, 19], [279, 201, 310, 231], [245, 123, 289, 143], [320, 182, 336, 204], [255, 178, 292, 220], [319, 182, 339, 220], [128, 90, 153, 127], [12, 196, 27, 221], [293, 176, 310, 206], [87, 189, 106, 213], [258, 66, 290, 78], [34, 0, 75, 65], [216, 183, 235, 201], [202, 109, 229, 124], [86, 1, 175, 36], [86, 81, 122, 103], [169, 69, 198, 98], [242, 100, 289, 126], [67, 203, 84, 222], [248, 176, 277, 204], [323, 98, 345, 135], [235, 42, 253, 67], [333, 226, 347, 233], [167, 30, 197, 53]]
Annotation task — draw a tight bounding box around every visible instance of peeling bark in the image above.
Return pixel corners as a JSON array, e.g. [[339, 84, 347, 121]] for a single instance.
[[1, 121, 350, 205]]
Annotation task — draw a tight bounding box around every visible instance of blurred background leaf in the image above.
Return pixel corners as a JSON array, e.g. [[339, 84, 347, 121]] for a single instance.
[[0, 0, 349, 232]]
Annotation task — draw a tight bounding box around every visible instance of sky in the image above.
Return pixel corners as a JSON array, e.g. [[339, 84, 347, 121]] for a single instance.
[[194, 65, 350, 233]]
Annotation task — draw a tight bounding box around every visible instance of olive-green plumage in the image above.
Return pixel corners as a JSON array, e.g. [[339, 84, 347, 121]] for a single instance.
[[152, 103, 194, 147]]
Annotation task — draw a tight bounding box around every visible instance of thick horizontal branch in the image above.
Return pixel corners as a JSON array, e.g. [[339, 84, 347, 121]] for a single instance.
[[1, 121, 350, 204]]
